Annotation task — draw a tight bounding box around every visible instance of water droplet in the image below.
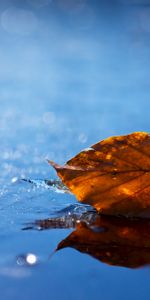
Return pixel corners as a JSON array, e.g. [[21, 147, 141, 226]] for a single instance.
[[11, 177, 18, 183], [23, 178, 70, 193]]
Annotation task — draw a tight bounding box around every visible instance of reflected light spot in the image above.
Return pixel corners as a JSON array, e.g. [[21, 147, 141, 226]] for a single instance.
[[121, 188, 132, 195], [83, 147, 94, 152], [11, 177, 18, 183], [17, 253, 38, 266], [26, 254, 37, 265], [1, 7, 38, 35], [106, 154, 112, 160]]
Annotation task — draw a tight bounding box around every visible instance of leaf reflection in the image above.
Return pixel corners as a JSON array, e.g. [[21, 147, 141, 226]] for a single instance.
[[24, 210, 150, 268], [57, 215, 150, 268]]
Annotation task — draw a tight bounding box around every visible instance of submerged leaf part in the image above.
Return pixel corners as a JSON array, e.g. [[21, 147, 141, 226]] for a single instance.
[[49, 132, 150, 218]]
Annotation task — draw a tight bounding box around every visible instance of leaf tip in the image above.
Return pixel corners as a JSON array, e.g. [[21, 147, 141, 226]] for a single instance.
[[47, 159, 62, 170]]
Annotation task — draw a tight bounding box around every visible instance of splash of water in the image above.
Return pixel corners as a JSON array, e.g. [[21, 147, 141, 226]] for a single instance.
[[22, 178, 70, 194], [23, 203, 96, 230]]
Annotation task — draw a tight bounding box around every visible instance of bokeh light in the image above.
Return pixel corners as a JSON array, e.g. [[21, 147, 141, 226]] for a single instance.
[[1, 7, 38, 35], [17, 253, 38, 266], [26, 253, 37, 265]]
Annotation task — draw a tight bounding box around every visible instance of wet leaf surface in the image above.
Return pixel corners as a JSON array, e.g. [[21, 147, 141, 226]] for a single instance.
[[49, 132, 150, 218]]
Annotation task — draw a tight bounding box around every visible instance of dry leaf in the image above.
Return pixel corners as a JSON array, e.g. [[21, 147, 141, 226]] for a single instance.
[[49, 132, 150, 218], [57, 215, 150, 268]]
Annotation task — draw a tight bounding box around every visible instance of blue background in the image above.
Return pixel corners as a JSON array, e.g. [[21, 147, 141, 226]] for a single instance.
[[0, 0, 150, 299]]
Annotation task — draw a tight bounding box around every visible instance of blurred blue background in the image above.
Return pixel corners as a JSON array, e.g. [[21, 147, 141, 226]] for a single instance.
[[0, 0, 150, 299], [0, 0, 150, 183]]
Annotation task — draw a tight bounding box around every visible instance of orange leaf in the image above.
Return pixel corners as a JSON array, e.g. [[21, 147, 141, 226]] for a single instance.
[[49, 132, 150, 218]]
